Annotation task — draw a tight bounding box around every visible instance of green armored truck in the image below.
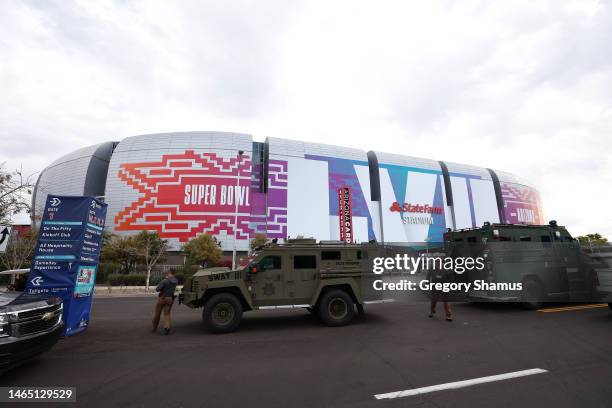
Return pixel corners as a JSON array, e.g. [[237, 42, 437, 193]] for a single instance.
[[445, 221, 601, 309], [179, 238, 384, 333]]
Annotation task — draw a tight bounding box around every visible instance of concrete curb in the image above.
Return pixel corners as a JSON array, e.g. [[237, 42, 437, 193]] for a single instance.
[[94, 285, 184, 298]]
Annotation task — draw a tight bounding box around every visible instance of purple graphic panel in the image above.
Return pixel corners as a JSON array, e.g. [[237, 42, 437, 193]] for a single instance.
[[249, 159, 288, 238], [501, 182, 544, 225]]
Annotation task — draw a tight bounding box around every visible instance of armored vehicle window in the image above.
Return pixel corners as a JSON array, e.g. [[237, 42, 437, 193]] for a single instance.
[[454, 238, 464, 243], [357, 250, 368, 259], [322, 251, 341, 261], [260, 256, 281, 270], [519, 236, 532, 242], [294, 255, 316, 269], [467, 237, 477, 243], [541, 235, 551, 242]]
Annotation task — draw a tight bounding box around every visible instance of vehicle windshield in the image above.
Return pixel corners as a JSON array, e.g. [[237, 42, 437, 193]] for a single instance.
[[237, 253, 259, 270]]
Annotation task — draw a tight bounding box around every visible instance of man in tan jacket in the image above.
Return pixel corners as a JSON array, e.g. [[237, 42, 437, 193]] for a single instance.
[[152, 270, 178, 335]]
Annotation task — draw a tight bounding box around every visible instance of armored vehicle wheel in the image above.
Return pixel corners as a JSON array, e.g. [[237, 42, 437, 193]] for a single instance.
[[318, 289, 355, 326], [203, 293, 243, 333], [520, 280, 544, 310]]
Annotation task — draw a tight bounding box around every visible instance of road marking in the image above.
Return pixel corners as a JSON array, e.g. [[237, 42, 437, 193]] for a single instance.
[[538, 304, 608, 313], [374, 368, 548, 400]]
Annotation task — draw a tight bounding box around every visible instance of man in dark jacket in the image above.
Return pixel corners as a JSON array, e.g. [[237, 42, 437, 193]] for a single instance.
[[152, 270, 178, 335], [427, 264, 453, 322]]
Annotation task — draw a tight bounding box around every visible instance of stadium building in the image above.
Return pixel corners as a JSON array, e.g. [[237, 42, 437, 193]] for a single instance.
[[33, 132, 545, 252]]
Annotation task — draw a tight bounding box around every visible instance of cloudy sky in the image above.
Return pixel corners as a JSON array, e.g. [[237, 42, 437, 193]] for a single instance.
[[1, 0, 611, 237]]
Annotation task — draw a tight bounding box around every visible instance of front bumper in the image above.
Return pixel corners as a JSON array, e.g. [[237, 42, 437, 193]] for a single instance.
[[179, 292, 197, 308], [0, 322, 63, 371], [467, 290, 520, 302]]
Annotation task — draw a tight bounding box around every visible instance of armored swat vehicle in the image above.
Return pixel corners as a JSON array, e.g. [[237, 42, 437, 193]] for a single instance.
[[444, 221, 601, 309], [179, 239, 384, 333]]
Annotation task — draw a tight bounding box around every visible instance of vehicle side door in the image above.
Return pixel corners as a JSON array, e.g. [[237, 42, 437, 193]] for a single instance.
[[289, 253, 319, 304], [250, 253, 289, 306]]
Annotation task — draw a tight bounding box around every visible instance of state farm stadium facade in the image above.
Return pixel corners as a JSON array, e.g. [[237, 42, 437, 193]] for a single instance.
[[32, 132, 545, 252]]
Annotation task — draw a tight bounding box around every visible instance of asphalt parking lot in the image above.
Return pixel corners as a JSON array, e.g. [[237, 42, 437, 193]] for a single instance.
[[3, 297, 612, 408]]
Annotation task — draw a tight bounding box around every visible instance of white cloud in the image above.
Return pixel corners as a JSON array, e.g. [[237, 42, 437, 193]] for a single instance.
[[1, 0, 611, 237]]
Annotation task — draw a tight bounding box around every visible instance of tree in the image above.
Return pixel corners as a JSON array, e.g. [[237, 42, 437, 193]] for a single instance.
[[576, 233, 608, 246], [0, 163, 35, 224], [0, 227, 38, 271], [183, 234, 222, 268], [100, 234, 141, 274], [134, 231, 168, 291], [249, 233, 268, 252]]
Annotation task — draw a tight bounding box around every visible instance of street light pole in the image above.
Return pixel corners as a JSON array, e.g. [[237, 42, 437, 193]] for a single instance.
[[232, 150, 244, 270]]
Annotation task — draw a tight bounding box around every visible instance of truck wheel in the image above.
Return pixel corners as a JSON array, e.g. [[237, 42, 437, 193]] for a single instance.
[[203, 293, 243, 333], [520, 280, 544, 310], [318, 289, 355, 326]]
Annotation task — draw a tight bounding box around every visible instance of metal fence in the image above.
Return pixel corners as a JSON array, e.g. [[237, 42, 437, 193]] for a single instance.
[[149, 265, 185, 279]]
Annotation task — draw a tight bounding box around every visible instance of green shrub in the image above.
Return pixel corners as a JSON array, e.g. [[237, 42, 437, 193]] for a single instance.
[[97, 262, 122, 283], [107, 273, 148, 286], [149, 275, 163, 286]]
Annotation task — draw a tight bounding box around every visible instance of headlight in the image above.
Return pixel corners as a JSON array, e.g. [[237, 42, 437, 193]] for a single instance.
[[0, 313, 8, 337]]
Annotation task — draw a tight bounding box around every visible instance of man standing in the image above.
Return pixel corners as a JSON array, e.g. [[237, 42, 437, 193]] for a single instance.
[[152, 270, 178, 335], [427, 263, 453, 322]]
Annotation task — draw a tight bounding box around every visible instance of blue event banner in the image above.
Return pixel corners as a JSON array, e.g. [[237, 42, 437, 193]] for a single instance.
[[25, 195, 107, 336]]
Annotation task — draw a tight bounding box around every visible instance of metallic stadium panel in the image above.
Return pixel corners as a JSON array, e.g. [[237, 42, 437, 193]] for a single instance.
[[33, 142, 115, 224]]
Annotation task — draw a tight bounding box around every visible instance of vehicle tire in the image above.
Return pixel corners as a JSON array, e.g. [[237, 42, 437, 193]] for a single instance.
[[202, 293, 243, 333], [318, 289, 355, 326], [520, 279, 544, 310]]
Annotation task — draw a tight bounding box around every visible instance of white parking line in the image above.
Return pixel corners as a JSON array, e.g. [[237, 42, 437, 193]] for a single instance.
[[374, 368, 548, 400]]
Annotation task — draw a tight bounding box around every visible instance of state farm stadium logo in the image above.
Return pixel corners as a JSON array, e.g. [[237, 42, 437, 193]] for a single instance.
[[389, 202, 443, 226], [389, 202, 443, 214], [114, 150, 252, 242]]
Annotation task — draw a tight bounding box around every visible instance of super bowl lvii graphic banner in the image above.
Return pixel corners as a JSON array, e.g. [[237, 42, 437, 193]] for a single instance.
[[114, 150, 253, 243], [25, 195, 107, 336]]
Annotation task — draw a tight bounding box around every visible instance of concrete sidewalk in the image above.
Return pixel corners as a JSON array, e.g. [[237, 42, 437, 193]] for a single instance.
[[0, 285, 183, 297], [94, 285, 184, 297]]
